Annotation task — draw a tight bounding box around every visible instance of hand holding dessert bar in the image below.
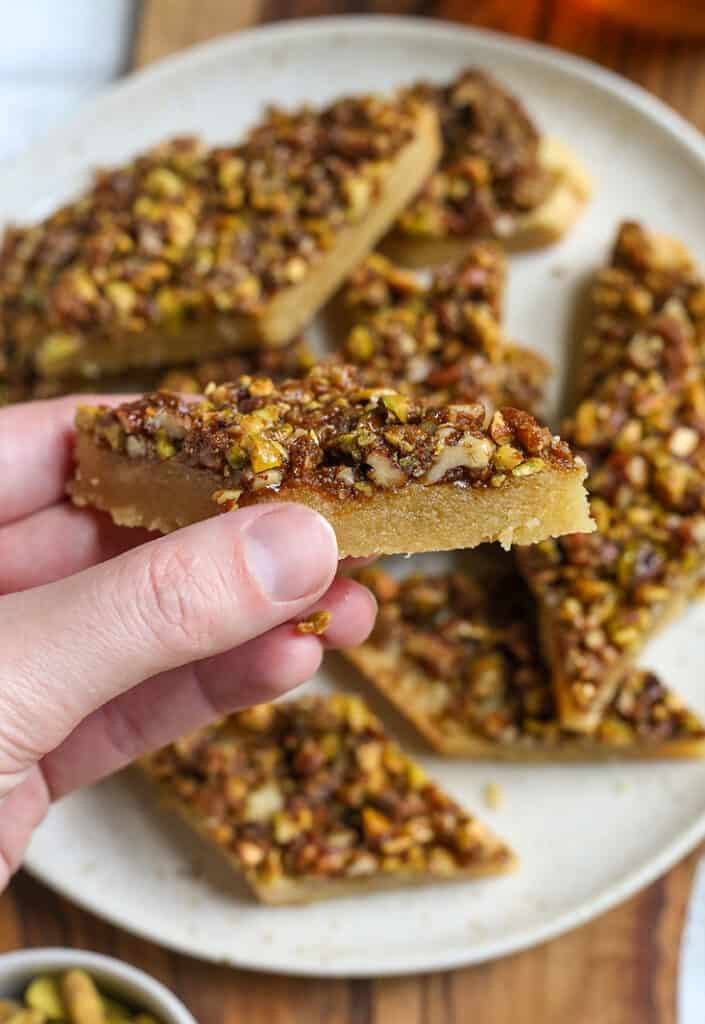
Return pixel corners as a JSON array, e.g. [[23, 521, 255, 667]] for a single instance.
[[0, 396, 378, 891]]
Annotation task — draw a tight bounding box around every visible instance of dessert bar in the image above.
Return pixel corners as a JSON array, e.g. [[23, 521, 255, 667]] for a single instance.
[[382, 70, 592, 266], [0, 93, 440, 383], [141, 694, 516, 904], [69, 364, 593, 557], [341, 247, 550, 413], [520, 223, 705, 730], [346, 567, 705, 759]]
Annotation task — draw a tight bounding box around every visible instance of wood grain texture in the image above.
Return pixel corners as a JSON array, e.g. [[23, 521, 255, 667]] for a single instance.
[[5, 2, 705, 1021], [133, 0, 266, 66]]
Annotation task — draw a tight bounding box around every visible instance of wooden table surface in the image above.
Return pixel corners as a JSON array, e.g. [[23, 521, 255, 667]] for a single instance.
[[4, 2, 705, 1021]]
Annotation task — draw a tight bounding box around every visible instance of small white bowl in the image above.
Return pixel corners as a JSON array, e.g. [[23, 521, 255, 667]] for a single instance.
[[0, 948, 196, 1023]]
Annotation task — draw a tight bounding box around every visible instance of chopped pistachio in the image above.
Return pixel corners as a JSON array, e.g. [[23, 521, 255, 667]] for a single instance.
[[24, 979, 64, 1021], [155, 431, 176, 460], [511, 457, 544, 477]]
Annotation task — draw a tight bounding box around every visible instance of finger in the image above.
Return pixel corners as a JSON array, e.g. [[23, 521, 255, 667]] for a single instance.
[[295, 576, 377, 649], [0, 394, 133, 525], [42, 626, 322, 798], [42, 577, 377, 797], [0, 766, 49, 888], [0, 503, 337, 793], [0, 502, 156, 594]]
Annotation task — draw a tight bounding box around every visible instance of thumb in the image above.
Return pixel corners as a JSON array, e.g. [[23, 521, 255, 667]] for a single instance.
[[0, 502, 337, 795]]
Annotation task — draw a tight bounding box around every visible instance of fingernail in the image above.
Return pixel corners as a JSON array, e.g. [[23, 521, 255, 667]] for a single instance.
[[243, 505, 337, 603]]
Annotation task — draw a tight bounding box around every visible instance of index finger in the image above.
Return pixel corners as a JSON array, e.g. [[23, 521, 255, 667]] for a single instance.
[[0, 394, 133, 525]]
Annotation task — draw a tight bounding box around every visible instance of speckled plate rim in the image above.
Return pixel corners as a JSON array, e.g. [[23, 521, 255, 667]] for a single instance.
[[26, 803, 705, 978], [19, 15, 705, 976]]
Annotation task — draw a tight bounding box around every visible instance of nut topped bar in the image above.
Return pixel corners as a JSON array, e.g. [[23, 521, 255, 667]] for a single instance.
[[520, 222, 705, 732], [346, 567, 705, 760], [0, 92, 440, 385], [578, 221, 705, 396], [140, 695, 516, 904], [69, 363, 593, 556], [382, 69, 592, 266], [341, 246, 550, 414]]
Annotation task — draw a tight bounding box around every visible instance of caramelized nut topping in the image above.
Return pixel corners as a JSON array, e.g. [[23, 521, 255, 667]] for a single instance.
[[0, 93, 421, 381], [354, 566, 704, 752], [143, 694, 512, 889], [75, 363, 579, 507], [521, 222, 705, 723], [394, 70, 552, 241], [341, 247, 550, 413]]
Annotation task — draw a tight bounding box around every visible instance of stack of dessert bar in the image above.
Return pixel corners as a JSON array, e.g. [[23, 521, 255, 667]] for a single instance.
[[4, 69, 704, 904]]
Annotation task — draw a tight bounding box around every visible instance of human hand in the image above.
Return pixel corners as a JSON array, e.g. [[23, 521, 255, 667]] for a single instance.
[[0, 396, 377, 888]]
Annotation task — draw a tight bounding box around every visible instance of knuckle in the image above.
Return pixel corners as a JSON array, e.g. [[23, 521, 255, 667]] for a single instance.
[[133, 542, 229, 653], [97, 700, 151, 767]]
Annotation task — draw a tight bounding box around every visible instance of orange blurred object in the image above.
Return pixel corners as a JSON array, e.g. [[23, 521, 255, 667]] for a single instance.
[[582, 0, 705, 36]]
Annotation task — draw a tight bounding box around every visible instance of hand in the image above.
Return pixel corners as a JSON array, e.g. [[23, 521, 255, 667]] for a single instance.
[[0, 395, 377, 888]]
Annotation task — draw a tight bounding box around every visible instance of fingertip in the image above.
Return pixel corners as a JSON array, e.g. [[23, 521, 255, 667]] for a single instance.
[[324, 578, 378, 649], [254, 631, 324, 703], [239, 502, 338, 604]]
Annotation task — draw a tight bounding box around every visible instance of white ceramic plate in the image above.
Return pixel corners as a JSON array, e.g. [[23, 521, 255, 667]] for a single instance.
[[19, 16, 705, 977]]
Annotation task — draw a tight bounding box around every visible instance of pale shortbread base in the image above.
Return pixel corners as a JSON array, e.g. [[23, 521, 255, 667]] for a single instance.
[[381, 137, 593, 268], [138, 764, 517, 906], [33, 104, 441, 379], [70, 434, 594, 558], [344, 646, 705, 761]]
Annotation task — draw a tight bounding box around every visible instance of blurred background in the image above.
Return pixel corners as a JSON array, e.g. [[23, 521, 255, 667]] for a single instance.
[[0, 2, 136, 162], [3, 0, 705, 164]]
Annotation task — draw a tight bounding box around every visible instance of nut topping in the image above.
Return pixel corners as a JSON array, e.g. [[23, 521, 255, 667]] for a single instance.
[[393, 70, 552, 242], [351, 566, 705, 755], [74, 363, 579, 507], [142, 694, 513, 893], [295, 610, 333, 636], [0, 92, 423, 383], [340, 246, 550, 414]]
